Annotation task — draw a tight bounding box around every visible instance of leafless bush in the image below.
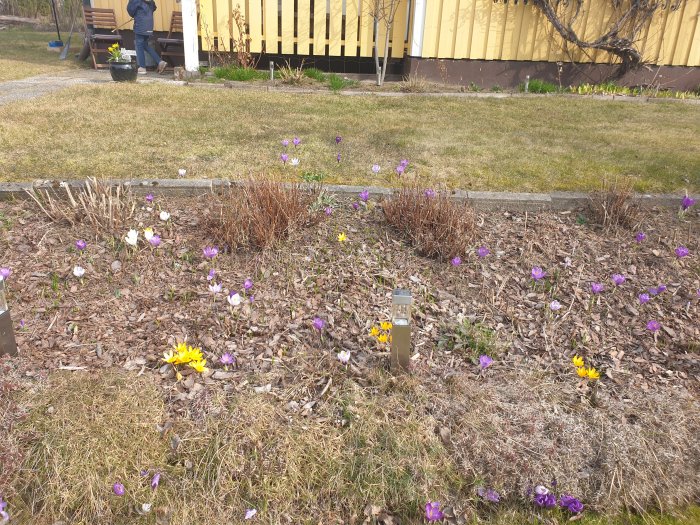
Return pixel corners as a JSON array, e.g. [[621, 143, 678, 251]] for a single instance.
[[26, 178, 135, 234], [278, 59, 306, 84], [400, 71, 430, 93], [383, 186, 476, 260], [211, 178, 317, 250], [588, 178, 640, 230]]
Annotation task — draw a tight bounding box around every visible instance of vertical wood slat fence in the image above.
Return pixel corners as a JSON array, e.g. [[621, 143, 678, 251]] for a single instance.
[[95, 0, 700, 65]]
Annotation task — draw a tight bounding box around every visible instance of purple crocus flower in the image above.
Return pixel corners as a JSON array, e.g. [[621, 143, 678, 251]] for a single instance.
[[485, 489, 500, 503], [335, 135, 342, 144], [531, 267, 546, 281], [425, 502, 444, 522], [559, 495, 584, 514], [534, 493, 557, 508], [280, 153, 289, 164], [400, 159, 409, 167], [451, 256, 462, 266], [243, 278, 253, 291], [149, 235, 161, 248], [395, 164, 405, 175], [550, 300, 562, 311], [207, 269, 216, 281], [611, 274, 625, 286], [479, 354, 493, 369], [0, 268, 10, 280], [681, 195, 695, 210], [336, 152, 341, 163], [635, 231, 646, 243], [424, 189, 436, 198], [145, 193, 154, 204], [359, 190, 369, 202], [151, 472, 161, 490], [371, 164, 380, 174], [675, 246, 689, 258], [477, 246, 490, 258], [591, 282, 604, 294], [324, 207, 333, 216], [75, 239, 87, 251], [113, 482, 125, 496], [281, 139, 289, 147], [312, 317, 326, 331], [203, 246, 219, 259], [0, 495, 8, 522], [638, 293, 650, 304], [352, 202, 359, 210], [649, 284, 667, 295], [647, 320, 661, 332], [19, 319, 25, 329], [220, 353, 235, 365], [293, 137, 301, 147]]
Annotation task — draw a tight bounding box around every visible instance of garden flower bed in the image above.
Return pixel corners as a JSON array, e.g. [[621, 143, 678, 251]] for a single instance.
[[0, 183, 698, 524]]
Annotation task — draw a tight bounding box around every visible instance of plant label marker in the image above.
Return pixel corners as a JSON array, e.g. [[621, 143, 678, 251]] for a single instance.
[[0, 278, 17, 357], [391, 289, 412, 372]]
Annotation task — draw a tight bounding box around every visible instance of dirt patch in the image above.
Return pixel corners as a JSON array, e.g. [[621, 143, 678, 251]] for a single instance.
[[0, 191, 698, 523]]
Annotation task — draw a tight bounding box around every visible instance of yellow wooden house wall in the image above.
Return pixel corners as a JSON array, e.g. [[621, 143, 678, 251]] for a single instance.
[[97, 0, 700, 66]]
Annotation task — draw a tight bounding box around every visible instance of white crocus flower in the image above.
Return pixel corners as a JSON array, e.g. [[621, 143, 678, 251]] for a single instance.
[[73, 266, 85, 278], [337, 350, 351, 364], [290, 158, 300, 167], [178, 168, 186, 177], [143, 227, 154, 241], [534, 485, 549, 496], [227, 292, 242, 306], [159, 211, 170, 222], [209, 283, 222, 294], [125, 229, 139, 246]]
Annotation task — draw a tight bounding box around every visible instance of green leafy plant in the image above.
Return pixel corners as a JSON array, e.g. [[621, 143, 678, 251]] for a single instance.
[[328, 74, 357, 92], [300, 171, 325, 184], [303, 67, 327, 82], [213, 66, 266, 81], [438, 319, 497, 362], [521, 79, 557, 93]]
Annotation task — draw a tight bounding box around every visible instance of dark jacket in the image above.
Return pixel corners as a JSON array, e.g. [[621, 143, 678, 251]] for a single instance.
[[127, 0, 157, 35]]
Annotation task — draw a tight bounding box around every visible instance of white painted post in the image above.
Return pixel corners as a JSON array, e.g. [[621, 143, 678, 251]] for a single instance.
[[410, 0, 426, 57], [181, 0, 199, 72]]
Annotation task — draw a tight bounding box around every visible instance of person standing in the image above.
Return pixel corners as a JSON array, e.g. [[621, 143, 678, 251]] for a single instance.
[[127, 0, 167, 74]]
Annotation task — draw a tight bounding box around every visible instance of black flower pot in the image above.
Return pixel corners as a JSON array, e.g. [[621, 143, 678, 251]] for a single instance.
[[109, 61, 138, 82]]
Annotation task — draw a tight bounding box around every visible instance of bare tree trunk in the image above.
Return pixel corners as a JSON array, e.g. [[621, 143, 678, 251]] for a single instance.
[[373, 16, 381, 85], [380, 26, 390, 85]]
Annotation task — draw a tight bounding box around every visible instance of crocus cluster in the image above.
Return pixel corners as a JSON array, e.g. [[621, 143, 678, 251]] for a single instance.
[[476, 486, 500, 502], [572, 354, 600, 380], [425, 501, 444, 522], [162, 342, 208, 379], [369, 321, 393, 347], [394, 159, 409, 175]]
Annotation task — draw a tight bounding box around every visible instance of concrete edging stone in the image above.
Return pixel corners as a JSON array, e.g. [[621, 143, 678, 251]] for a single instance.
[[0, 179, 688, 212]]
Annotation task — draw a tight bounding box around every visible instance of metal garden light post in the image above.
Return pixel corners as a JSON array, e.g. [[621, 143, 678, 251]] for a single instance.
[[0, 277, 18, 356], [390, 289, 412, 372]]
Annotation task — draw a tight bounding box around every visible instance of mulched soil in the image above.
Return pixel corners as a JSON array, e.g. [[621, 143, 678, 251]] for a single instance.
[[1, 192, 698, 399]]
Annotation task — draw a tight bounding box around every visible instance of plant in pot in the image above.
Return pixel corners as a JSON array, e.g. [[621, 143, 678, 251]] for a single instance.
[[107, 44, 137, 82]]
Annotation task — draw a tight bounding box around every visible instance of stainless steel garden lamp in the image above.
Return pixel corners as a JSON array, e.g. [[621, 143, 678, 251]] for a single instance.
[[0, 276, 18, 356], [390, 289, 412, 372]]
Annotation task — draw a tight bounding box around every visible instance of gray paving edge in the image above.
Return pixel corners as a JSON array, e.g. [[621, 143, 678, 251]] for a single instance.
[[0, 179, 689, 212]]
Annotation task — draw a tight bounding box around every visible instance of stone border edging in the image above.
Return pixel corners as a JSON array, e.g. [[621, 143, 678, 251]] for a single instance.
[[0, 179, 687, 212]]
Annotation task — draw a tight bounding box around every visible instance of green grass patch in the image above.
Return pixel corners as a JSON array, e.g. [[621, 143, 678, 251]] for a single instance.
[[213, 65, 267, 81], [327, 73, 357, 91], [303, 67, 327, 82], [0, 83, 698, 192], [521, 78, 558, 93], [0, 27, 83, 81]]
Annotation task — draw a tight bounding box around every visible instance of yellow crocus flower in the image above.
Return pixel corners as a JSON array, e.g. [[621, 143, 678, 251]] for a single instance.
[[162, 350, 177, 363], [188, 359, 208, 373], [380, 321, 393, 331], [572, 355, 584, 368], [576, 367, 588, 378], [337, 232, 347, 242], [370, 326, 380, 337], [586, 367, 600, 380], [377, 334, 388, 344]]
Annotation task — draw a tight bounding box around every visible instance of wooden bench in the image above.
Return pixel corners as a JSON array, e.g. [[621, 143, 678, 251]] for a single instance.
[[157, 11, 184, 67], [82, 7, 123, 69]]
